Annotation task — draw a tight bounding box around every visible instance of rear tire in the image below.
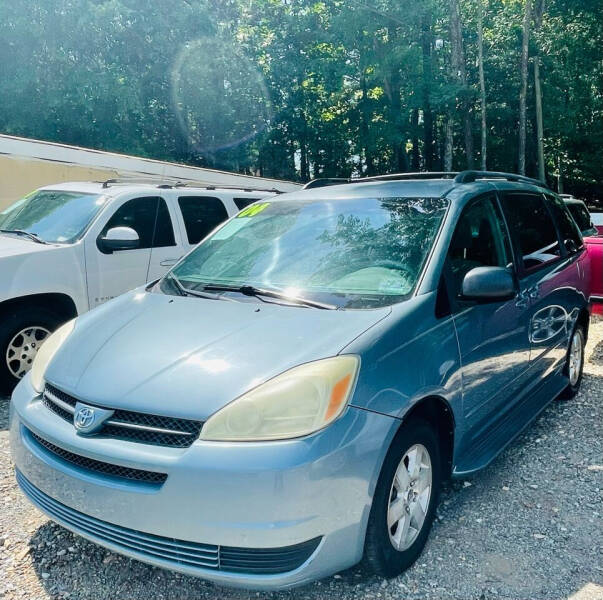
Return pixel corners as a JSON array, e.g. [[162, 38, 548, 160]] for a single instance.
[[0, 307, 63, 396], [559, 324, 585, 400], [363, 419, 441, 578]]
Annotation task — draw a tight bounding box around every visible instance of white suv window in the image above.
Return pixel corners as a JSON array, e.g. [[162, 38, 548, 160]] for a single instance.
[[100, 196, 175, 250], [178, 196, 228, 244]]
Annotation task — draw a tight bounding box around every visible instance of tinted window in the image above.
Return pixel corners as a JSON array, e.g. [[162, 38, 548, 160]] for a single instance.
[[168, 196, 448, 309], [546, 196, 583, 251], [501, 193, 560, 272], [102, 196, 174, 249], [178, 196, 228, 244], [234, 197, 261, 210], [565, 202, 595, 236], [448, 195, 511, 297]]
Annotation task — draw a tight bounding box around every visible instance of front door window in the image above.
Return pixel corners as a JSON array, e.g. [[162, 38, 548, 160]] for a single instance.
[[447, 195, 512, 301]]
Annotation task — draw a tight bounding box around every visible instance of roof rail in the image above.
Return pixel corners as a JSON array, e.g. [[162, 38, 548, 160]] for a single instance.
[[304, 171, 550, 191], [303, 178, 351, 190], [99, 177, 282, 193], [303, 172, 458, 190], [361, 172, 458, 183], [173, 182, 283, 194], [454, 170, 548, 188], [100, 177, 183, 188]]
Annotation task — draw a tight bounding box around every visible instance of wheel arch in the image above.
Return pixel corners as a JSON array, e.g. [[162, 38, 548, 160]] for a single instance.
[[399, 395, 455, 480], [577, 306, 590, 342], [0, 293, 78, 322]]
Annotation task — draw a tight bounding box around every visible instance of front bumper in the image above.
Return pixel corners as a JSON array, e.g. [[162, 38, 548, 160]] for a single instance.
[[10, 377, 398, 590]]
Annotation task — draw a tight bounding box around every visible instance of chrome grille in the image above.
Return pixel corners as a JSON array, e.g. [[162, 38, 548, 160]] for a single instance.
[[16, 470, 321, 574], [42, 384, 203, 448], [27, 429, 167, 484]]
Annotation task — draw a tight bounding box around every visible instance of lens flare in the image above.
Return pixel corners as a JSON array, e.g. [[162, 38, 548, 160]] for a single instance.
[[171, 37, 272, 155]]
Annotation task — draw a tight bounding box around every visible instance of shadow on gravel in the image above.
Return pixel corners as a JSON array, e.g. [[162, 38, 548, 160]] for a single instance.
[[0, 397, 9, 431], [22, 372, 603, 600]]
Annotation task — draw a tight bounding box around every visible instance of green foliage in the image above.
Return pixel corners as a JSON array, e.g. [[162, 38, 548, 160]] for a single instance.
[[0, 0, 600, 198]]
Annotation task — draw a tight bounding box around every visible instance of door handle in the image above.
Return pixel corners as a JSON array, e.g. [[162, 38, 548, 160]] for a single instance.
[[159, 258, 180, 267], [515, 293, 529, 309], [515, 285, 539, 308]]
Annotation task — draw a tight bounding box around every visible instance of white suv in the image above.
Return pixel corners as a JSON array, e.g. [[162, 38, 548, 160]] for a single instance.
[[0, 180, 276, 392]]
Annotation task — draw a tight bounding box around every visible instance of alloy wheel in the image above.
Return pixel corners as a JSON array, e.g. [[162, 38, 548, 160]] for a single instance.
[[387, 443, 432, 552], [568, 329, 583, 387], [6, 326, 50, 379]]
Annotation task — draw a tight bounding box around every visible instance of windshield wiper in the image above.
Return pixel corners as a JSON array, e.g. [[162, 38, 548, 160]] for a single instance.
[[201, 283, 337, 310], [0, 229, 47, 244], [166, 273, 225, 300]]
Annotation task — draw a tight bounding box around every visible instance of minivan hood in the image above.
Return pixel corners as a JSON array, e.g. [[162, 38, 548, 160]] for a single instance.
[[46, 290, 391, 420]]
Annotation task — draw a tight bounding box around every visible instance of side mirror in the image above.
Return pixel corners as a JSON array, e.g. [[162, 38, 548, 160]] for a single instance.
[[564, 238, 578, 254], [461, 266, 516, 301], [98, 227, 140, 254]]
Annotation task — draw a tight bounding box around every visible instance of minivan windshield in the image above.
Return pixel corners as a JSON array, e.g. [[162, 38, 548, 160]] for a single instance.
[[0, 190, 106, 244], [166, 196, 448, 309]]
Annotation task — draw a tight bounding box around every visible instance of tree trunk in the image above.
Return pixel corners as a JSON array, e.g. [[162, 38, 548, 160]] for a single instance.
[[411, 109, 420, 170], [534, 59, 545, 181], [518, 0, 532, 176], [533, 0, 546, 182], [384, 66, 407, 172], [300, 130, 309, 182], [421, 12, 434, 171], [444, 116, 454, 171], [448, 0, 474, 169], [478, 1, 487, 171], [360, 73, 376, 175], [395, 142, 409, 173]]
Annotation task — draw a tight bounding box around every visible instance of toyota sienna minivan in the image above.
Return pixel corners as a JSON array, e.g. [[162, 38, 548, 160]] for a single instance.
[[10, 171, 591, 590]]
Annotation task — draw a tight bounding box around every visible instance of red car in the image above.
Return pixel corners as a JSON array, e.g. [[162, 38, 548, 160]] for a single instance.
[[564, 198, 603, 307]]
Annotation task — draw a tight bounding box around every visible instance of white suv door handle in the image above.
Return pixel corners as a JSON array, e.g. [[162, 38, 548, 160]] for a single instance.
[[159, 258, 180, 267]]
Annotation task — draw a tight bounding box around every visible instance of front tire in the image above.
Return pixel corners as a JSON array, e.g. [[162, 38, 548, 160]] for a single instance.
[[0, 307, 63, 396], [559, 324, 585, 400], [363, 419, 441, 578]]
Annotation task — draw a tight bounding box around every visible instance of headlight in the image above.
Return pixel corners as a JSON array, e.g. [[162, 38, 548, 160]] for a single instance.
[[30, 319, 75, 393], [200, 355, 359, 441]]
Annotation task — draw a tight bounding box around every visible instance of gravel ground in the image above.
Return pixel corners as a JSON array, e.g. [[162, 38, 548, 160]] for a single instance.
[[1, 319, 602, 600]]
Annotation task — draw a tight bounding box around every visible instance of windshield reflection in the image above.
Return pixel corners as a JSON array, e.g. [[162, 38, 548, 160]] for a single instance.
[[0, 190, 105, 244], [165, 196, 448, 309]]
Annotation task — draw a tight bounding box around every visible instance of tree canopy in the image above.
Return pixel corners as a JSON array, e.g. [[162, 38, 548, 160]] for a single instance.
[[1, 0, 601, 200]]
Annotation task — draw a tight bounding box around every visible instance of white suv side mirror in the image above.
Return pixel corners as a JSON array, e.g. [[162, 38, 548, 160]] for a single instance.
[[98, 226, 140, 254]]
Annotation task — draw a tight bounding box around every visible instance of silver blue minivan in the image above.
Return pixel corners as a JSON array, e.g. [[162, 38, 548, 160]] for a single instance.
[[10, 171, 591, 589]]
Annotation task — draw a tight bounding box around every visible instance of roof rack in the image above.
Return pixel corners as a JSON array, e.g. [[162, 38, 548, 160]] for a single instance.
[[303, 172, 458, 190], [454, 170, 548, 188], [303, 178, 350, 190], [99, 177, 282, 193], [173, 182, 283, 194], [100, 177, 183, 188], [362, 172, 458, 182], [303, 170, 549, 191]]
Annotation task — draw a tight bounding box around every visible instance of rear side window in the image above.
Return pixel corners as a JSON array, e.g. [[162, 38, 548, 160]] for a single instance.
[[233, 197, 261, 210], [178, 196, 228, 244], [101, 196, 175, 249], [501, 193, 561, 272], [546, 195, 583, 251], [565, 202, 595, 236]]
